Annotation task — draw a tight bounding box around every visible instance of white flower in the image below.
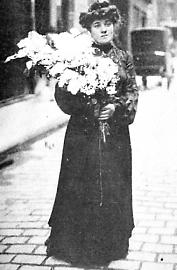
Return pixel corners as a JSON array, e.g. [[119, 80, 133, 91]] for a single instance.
[[5, 54, 18, 63], [58, 69, 78, 87], [49, 62, 65, 77], [47, 32, 73, 50], [5, 48, 29, 62], [26, 61, 33, 70], [5, 29, 120, 98], [48, 31, 93, 62], [69, 28, 80, 36], [74, 31, 93, 51], [67, 77, 84, 95], [106, 85, 117, 95], [17, 31, 47, 52], [47, 32, 79, 61]]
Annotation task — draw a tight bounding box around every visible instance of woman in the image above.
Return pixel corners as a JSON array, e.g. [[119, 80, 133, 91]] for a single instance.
[[45, 1, 138, 266]]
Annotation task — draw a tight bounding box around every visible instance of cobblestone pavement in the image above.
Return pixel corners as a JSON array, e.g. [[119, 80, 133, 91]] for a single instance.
[[0, 86, 177, 270]]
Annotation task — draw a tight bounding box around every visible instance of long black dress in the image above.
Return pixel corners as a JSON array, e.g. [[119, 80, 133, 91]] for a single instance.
[[45, 42, 139, 266]]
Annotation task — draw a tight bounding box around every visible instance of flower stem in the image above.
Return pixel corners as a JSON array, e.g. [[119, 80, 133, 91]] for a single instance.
[[99, 120, 110, 143], [98, 127, 103, 207]]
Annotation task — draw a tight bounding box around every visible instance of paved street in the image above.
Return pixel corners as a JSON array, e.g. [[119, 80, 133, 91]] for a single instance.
[[0, 81, 177, 270]]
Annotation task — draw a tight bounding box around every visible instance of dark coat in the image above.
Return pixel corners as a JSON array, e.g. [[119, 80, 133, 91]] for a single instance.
[[47, 44, 139, 264]]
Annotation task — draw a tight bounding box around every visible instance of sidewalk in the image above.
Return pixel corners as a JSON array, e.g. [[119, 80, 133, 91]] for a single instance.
[[0, 86, 69, 155], [0, 87, 177, 270]]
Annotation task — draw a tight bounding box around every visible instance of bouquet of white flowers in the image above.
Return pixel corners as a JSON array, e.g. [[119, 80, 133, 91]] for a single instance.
[[5, 30, 120, 142], [5, 30, 119, 95]]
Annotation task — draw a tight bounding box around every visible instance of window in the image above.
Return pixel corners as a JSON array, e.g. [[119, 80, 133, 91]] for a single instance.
[[133, 6, 147, 28]]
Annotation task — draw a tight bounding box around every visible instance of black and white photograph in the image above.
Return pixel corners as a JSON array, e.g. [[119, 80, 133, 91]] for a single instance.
[[0, 0, 177, 270]]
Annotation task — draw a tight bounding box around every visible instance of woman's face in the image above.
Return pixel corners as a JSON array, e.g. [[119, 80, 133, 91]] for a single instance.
[[90, 18, 114, 44]]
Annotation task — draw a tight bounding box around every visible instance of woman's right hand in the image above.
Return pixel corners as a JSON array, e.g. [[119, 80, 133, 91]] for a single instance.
[[98, 103, 115, 121]]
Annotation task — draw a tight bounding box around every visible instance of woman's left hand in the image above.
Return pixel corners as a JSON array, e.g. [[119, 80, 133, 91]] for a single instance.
[[98, 103, 115, 121]]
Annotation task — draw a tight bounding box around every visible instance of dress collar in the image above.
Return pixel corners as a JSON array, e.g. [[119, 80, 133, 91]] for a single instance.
[[92, 42, 113, 54]]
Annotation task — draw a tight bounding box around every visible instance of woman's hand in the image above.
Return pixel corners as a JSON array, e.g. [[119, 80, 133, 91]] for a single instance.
[[98, 103, 115, 121]]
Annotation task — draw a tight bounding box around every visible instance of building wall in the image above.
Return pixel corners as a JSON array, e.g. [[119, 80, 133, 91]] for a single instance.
[[0, 0, 32, 101], [156, 0, 177, 49], [49, 0, 90, 33], [129, 0, 147, 31], [146, 0, 158, 27], [72, 0, 90, 31], [35, 0, 50, 34], [157, 0, 177, 26]]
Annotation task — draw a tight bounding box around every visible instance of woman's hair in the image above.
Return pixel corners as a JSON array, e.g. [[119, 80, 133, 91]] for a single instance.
[[79, 1, 121, 30]]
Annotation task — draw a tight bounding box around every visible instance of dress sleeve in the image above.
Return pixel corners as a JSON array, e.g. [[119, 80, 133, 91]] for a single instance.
[[113, 52, 139, 125], [54, 83, 91, 116]]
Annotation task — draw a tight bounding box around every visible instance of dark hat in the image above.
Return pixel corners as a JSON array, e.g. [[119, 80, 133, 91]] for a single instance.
[[79, 1, 121, 30]]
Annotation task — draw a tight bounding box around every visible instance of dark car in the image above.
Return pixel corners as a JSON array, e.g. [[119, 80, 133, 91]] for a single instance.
[[131, 27, 174, 88]]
